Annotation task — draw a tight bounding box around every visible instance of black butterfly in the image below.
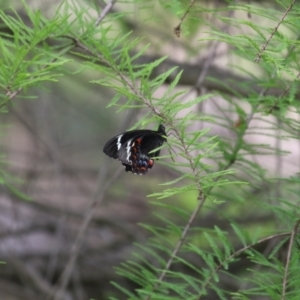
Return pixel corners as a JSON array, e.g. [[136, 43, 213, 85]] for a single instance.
[[103, 124, 166, 175]]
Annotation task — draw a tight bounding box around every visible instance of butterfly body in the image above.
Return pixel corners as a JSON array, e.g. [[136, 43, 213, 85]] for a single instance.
[[103, 125, 166, 175]]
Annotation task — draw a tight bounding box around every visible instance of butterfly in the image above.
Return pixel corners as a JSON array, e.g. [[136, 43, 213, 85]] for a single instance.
[[103, 124, 166, 175]]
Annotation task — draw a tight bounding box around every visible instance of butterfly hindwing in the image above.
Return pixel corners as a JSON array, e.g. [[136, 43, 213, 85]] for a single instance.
[[103, 125, 166, 175]]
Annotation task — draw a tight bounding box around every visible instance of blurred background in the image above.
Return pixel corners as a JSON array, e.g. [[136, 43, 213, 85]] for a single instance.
[[0, 0, 299, 300]]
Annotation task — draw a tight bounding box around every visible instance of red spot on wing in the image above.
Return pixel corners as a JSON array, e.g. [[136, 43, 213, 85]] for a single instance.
[[148, 160, 154, 168], [135, 138, 143, 144]]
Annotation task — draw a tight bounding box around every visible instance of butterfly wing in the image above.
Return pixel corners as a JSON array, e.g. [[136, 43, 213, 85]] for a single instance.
[[140, 134, 166, 156], [103, 130, 154, 160], [103, 125, 166, 175], [118, 133, 165, 175], [102, 135, 120, 159]]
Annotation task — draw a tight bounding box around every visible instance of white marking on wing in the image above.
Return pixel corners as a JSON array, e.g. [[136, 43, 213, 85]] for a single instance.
[[117, 135, 123, 150], [126, 140, 132, 162]]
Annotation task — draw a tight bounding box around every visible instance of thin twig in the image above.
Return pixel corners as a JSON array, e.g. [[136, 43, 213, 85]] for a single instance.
[[52, 165, 123, 300], [149, 88, 260, 300], [50, 107, 145, 300], [0, 45, 74, 109], [267, 72, 300, 114], [255, 0, 296, 63], [94, 0, 117, 27], [281, 219, 300, 300], [144, 102, 258, 300], [6, 257, 71, 300], [73, 38, 165, 118], [142, 127, 206, 300], [200, 231, 292, 299], [174, 0, 196, 37]]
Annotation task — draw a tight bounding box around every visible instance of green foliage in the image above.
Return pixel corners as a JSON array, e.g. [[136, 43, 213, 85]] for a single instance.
[[1, 0, 300, 300]]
